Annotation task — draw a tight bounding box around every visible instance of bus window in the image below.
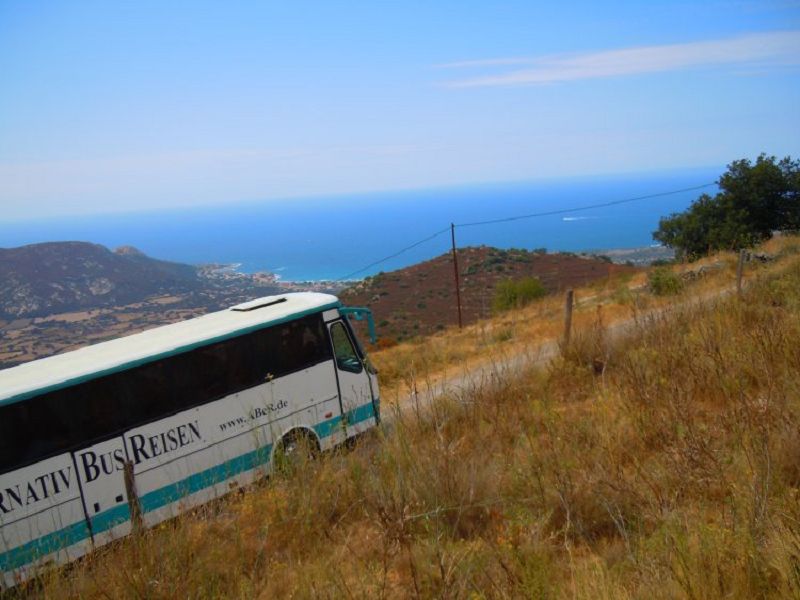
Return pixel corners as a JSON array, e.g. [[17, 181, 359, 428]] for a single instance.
[[330, 322, 363, 373], [250, 314, 330, 378]]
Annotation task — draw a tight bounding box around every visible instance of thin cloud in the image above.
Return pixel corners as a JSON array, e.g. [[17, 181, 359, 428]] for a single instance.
[[440, 31, 800, 87], [435, 56, 538, 69]]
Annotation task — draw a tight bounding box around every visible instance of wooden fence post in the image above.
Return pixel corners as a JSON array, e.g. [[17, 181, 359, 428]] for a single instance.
[[736, 249, 746, 296], [124, 460, 143, 533], [563, 289, 574, 347]]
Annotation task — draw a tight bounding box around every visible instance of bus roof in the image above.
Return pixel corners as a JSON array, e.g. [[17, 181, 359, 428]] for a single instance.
[[0, 292, 340, 407]]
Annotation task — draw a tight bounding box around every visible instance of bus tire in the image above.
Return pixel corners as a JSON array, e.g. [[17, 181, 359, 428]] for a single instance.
[[274, 428, 320, 472]]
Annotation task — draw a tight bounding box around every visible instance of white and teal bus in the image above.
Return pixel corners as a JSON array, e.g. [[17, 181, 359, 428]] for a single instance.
[[0, 293, 379, 589]]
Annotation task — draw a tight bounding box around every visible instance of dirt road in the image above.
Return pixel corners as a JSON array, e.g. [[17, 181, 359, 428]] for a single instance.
[[387, 286, 735, 416]]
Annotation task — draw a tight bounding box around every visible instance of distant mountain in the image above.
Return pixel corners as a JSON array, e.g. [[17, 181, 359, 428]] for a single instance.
[[0, 242, 203, 319], [340, 246, 637, 342]]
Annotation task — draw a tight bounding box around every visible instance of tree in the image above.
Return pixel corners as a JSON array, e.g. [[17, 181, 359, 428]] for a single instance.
[[654, 154, 800, 260]]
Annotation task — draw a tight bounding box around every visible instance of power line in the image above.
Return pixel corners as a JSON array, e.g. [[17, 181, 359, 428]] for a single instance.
[[456, 182, 716, 228], [336, 182, 716, 281], [336, 226, 451, 281]]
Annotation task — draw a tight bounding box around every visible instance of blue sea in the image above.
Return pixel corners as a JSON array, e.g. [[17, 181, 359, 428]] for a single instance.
[[1, 167, 719, 281]]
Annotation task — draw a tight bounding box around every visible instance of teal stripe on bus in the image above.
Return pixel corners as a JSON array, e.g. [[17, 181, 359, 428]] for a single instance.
[[314, 414, 343, 438], [90, 504, 131, 536], [0, 520, 90, 572], [345, 402, 376, 426], [0, 402, 377, 575], [138, 444, 274, 514]]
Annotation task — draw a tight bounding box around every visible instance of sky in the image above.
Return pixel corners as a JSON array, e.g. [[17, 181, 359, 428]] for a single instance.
[[1, 1, 799, 221]]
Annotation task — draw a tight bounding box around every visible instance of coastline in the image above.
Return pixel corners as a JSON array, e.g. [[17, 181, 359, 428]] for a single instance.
[[215, 242, 675, 285]]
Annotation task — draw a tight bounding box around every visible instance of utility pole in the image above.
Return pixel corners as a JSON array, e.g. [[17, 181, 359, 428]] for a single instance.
[[451, 223, 463, 329]]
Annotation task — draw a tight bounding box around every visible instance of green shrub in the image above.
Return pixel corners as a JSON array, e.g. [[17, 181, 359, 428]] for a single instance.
[[493, 327, 514, 342], [492, 277, 547, 312], [648, 267, 683, 295], [613, 284, 634, 305]]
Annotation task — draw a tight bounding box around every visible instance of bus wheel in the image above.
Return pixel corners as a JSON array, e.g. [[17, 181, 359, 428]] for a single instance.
[[274, 430, 319, 474]]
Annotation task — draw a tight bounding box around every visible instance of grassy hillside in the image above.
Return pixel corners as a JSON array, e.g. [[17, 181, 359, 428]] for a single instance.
[[27, 237, 800, 598], [340, 246, 636, 342]]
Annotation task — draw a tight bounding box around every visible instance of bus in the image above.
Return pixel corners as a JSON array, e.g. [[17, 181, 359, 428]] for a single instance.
[[0, 292, 379, 589]]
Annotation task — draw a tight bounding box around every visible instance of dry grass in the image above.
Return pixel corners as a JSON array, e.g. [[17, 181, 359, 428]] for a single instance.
[[18, 237, 800, 598], [371, 240, 789, 398]]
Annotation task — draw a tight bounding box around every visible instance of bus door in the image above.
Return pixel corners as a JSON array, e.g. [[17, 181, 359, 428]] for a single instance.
[[73, 437, 131, 547], [328, 320, 376, 437]]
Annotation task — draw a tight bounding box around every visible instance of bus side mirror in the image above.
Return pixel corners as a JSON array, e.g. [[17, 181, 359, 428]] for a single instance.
[[340, 306, 377, 343]]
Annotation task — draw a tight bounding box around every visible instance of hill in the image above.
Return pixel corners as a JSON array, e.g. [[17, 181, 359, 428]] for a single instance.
[[0, 241, 203, 319], [340, 246, 636, 341], [0, 242, 294, 368]]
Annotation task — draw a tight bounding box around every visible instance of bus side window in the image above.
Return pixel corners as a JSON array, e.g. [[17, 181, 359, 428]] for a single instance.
[[288, 316, 331, 369], [0, 382, 101, 472], [173, 342, 233, 403], [0, 400, 65, 472], [250, 314, 331, 379], [0, 404, 19, 471], [330, 322, 363, 374], [119, 360, 171, 422], [72, 376, 127, 444]]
